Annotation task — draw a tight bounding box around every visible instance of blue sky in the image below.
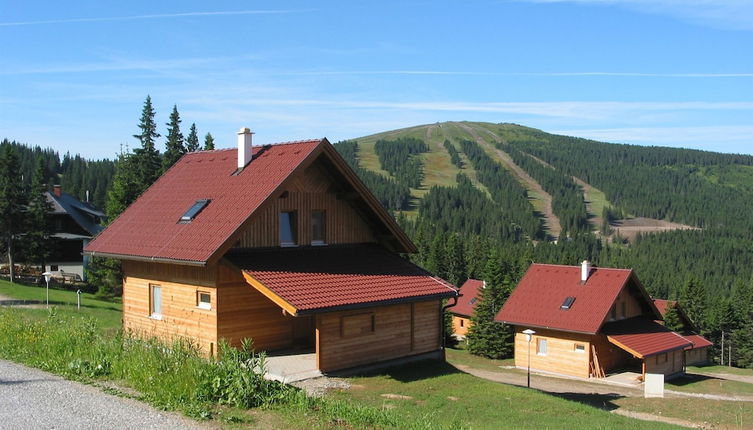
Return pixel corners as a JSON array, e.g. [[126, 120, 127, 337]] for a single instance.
[[1, 0, 751, 159]]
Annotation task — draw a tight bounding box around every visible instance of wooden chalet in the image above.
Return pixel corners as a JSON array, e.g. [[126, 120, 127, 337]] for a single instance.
[[84, 129, 457, 372], [653, 299, 712, 366], [450, 279, 484, 338], [496, 261, 693, 379]]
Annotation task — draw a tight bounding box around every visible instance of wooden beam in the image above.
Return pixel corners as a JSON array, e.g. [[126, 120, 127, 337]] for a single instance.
[[241, 272, 299, 316], [606, 335, 644, 358]]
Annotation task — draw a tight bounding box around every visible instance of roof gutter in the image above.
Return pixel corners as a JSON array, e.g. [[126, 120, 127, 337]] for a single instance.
[[84, 251, 207, 267]]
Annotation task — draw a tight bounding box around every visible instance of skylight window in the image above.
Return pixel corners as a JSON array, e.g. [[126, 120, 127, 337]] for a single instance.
[[560, 296, 575, 310], [469, 297, 478, 305], [180, 199, 210, 222]]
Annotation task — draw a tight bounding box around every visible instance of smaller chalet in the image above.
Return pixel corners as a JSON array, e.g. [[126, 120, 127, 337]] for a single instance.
[[84, 129, 457, 373], [46, 185, 105, 280], [653, 299, 712, 366], [450, 279, 484, 338], [496, 261, 692, 379]]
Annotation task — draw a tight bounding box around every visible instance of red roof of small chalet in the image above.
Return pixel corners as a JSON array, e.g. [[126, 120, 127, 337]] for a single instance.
[[495, 263, 660, 334], [84, 139, 414, 264], [602, 317, 693, 358], [451, 279, 484, 317], [683, 334, 713, 349], [226, 244, 457, 315], [653, 298, 711, 349]]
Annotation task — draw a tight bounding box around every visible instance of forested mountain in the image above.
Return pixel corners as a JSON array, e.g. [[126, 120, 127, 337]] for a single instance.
[[0, 139, 114, 209], [339, 121, 753, 366]]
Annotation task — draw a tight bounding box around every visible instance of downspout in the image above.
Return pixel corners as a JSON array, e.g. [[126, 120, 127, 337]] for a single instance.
[[441, 295, 459, 361]]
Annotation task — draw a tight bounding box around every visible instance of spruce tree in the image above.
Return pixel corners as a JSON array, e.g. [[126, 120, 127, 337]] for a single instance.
[[186, 123, 200, 152], [132, 96, 162, 189], [662, 302, 684, 332], [445, 232, 466, 287], [0, 144, 26, 282], [25, 158, 53, 270], [680, 277, 708, 333], [467, 248, 514, 359], [161, 105, 185, 173], [425, 232, 447, 279], [203, 132, 215, 150]]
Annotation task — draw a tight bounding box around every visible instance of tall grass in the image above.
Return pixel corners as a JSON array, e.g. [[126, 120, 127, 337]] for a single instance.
[[0, 308, 439, 428]]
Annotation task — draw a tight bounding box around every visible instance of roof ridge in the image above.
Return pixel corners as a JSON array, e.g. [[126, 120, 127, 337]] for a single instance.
[[531, 262, 631, 271]]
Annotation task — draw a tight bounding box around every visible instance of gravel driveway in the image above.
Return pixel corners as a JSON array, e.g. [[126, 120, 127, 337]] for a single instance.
[[0, 360, 206, 430]]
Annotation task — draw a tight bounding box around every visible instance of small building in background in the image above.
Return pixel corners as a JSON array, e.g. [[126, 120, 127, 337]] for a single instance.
[[450, 279, 484, 339], [45, 185, 105, 281], [496, 261, 693, 380], [653, 299, 712, 366]]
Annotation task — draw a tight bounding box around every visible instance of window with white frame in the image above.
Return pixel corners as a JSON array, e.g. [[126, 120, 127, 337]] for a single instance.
[[150, 284, 162, 319], [197, 291, 211, 310], [537, 338, 548, 355]]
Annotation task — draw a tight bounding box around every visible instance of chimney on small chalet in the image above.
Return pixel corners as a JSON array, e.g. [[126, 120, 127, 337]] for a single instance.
[[53, 185, 62, 197], [581, 260, 591, 283], [237, 127, 254, 169]]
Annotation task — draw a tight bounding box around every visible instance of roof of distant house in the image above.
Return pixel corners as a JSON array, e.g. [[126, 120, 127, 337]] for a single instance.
[[496, 263, 660, 334], [653, 298, 710, 348], [451, 279, 484, 317], [226, 244, 457, 315], [47, 190, 105, 236], [84, 139, 414, 265]]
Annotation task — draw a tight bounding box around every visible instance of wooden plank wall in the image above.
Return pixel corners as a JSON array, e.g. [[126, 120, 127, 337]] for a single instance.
[[452, 315, 470, 337], [606, 285, 644, 322], [122, 275, 218, 354], [123, 260, 217, 287], [645, 349, 684, 376], [215, 281, 294, 351], [513, 327, 593, 378], [590, 334, 633, 375], [235, 162, 376, 247], [685, 347, 708, 366], [316, 300, 441, 372]]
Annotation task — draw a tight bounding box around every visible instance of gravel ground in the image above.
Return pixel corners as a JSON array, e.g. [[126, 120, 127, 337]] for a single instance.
[[0, 360, 207, 430]]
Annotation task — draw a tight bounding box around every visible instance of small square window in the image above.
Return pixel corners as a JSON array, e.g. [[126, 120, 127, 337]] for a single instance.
[[197, 292, 211, 310], [537, 338, 548, 355], [311, 210, 326, 245], [279, 211, 297, 246], [150, 285, 162, 319], [574, 343, 585, 353], [460, 319, 465, 327]]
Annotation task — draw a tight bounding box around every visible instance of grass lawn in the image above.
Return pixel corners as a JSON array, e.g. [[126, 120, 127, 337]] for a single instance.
[[0, 279, 122, 330], [689, 365, 753, 377], [613, 397, 752, 429], [666, 373, 753, 396], [327, 360, 680, 429], [445, 347, 516, 372]]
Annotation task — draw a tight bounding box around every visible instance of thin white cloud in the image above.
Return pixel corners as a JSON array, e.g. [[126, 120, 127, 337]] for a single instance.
[[0, 9, 309, 27], [521, 0, 753, 30], [284, 70, 753, 78]]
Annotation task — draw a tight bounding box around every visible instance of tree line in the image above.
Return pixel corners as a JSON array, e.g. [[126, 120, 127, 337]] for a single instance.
[[373, 137, 428, 188]]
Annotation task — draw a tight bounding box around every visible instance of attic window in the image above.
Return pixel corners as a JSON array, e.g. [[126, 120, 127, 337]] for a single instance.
[[180, 199, 210, 222], [560, 296, 576, 310]]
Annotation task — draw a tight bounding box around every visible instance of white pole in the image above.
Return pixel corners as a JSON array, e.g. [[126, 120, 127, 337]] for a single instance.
[[76, 289, 81, 310], [42, 272, 52, 309]]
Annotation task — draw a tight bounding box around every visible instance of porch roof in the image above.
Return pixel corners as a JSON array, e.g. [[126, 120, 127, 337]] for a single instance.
[[226, 244, 457, 316], [603, 317, 692, 358]]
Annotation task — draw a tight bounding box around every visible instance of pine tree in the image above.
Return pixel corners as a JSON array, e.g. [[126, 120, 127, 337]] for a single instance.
[[466, 248, 514, 359], [203, 132, 215, 150], [105, 149, 142, 220], [0, 144, 27, 282], [445, 233, 466, 287], [186, 123, 200, 152], [425, 232, 447, 278], [132, 96, 162, 189], [680, 277, 708, 333], [733, 321, 753, 369], [662, 302, 684, 332], [25, 158, 53, 269], [161, 105, 185, 173]]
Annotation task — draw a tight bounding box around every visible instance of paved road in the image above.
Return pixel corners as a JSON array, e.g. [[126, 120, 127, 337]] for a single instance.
[[0, 360, 205, 430]]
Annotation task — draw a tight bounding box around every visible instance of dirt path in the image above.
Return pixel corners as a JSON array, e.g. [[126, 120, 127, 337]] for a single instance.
[[455, 123, 562, 240], [690, 371, 753, 385], [611, 409, 701, 428]]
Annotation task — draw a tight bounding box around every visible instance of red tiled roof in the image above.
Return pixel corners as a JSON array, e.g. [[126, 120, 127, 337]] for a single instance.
[[683, 334, 713, 349], [652, 299, 673, 316], [86, 142, 323, 263], [226, 244, 457, 314], [495, 263, 659, 334], [652, 298, 698, 332], [602, 317, 693, 358], [451, 279, 484, 317]]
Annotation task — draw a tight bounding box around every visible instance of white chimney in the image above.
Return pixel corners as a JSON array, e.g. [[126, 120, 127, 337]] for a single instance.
[[237, 127, 254, 169], [581, 260, 591, 283]]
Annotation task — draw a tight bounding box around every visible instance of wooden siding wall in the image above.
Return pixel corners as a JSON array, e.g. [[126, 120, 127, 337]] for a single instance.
[[317, 300, 441, 372], [591, 334, 634, 375], [513, 327, 593, 378], [685, 347, 708, 366], [123, 260, 217, 287], [606, 285, 644, 322], [452, 315, 470, 337], [235, 163, 376, 247], [122, 275, 218, 354], [215, 281, 294, 351], [645, 349, 684, 376]]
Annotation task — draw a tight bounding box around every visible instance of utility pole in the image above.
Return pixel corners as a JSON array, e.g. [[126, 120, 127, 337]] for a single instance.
[[721, 331, 725, 365]]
